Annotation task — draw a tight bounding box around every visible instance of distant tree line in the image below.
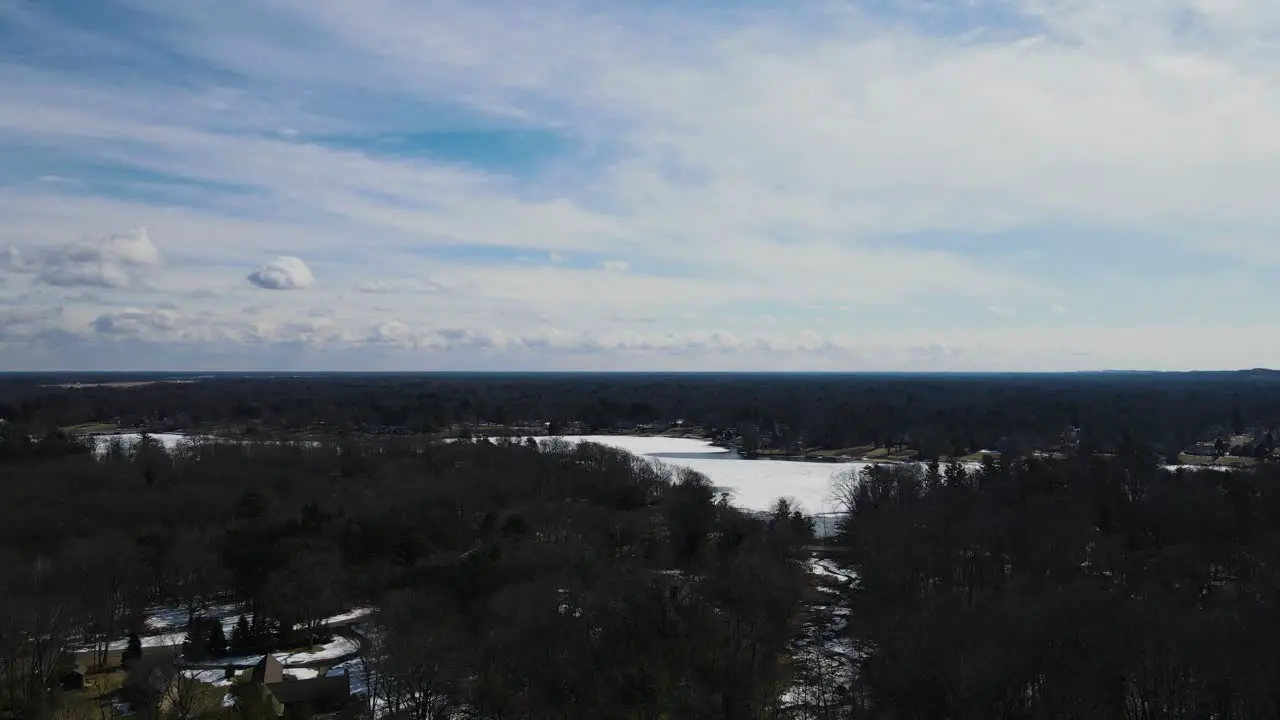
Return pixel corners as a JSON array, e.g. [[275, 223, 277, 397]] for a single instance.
[[4, 371, 1280, 459]]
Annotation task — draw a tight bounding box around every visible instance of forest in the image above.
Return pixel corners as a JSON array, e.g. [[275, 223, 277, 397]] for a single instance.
[[834, 454, 1280, 718], [0, 428, 814, 720], [3, 372, 1280, 719]]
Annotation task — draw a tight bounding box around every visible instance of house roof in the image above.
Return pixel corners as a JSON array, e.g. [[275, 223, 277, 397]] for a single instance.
[[265, 674, 350, 706], [252, 654, 284, 685]]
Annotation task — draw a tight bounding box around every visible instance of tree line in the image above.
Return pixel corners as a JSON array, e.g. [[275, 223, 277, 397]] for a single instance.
[[4, 371, 1280, 460]]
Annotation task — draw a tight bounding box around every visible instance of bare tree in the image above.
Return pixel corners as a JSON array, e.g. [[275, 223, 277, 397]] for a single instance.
[[2, 555, 76, 714], [368, 592, 460, 720], [829, 468, 862, 516], [154, 641, 221, 720]]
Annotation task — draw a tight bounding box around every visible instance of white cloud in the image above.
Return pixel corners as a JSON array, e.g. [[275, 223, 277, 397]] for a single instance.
[[248, 256, 315, 290], [2, 228, 161, 289], [91, 307, 180, 336]]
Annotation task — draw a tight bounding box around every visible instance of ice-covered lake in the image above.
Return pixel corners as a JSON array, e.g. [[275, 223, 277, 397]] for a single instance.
[[539, 435, 861, 516], [92, 427, 860, 512], [92, 433, 855, 515], [93, 432, 1236, 519]]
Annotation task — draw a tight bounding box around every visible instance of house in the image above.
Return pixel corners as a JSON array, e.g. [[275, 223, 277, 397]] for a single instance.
[[252, 655, 350, 719], [59, 665, 88, 691], [74, 643, 180, 671], [1185, 442, 1218, 457]]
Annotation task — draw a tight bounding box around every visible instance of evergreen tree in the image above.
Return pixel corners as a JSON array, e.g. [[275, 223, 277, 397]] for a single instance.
[[122, 632, 143, 668], [208, 621, 229, 658], [924, 459, 942, 493], [231, 614, 252, 654]]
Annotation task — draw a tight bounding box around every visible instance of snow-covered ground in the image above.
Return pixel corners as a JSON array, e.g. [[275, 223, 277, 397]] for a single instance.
[[183, 634, 361, 669], [297, 607, 376, 629], [84, 603, 368, 669], [144, 602, 244, 633], [81, 630, 189, 652], [278, 635, 361, 665], [91, 433, 208, 453], [284, 668, 320, 680]]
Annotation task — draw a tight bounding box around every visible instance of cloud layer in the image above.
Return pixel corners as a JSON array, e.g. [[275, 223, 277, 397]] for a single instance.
[[1, 0, 1279, 369]]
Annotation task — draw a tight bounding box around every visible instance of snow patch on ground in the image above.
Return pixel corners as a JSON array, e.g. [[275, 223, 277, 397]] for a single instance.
[[79, 630, 188, 653], [279, 635, 361, 665], [144, 602, 243, 633], [294, 607, 375, 630], [176, 635, 360, 669], [92, 605, 370, 668], [284, 668, 320, 680], [181, 669, 232, 687]]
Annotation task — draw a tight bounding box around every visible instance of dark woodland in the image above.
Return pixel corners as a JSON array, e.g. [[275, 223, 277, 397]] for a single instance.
[[2, 371, 1280, 720]]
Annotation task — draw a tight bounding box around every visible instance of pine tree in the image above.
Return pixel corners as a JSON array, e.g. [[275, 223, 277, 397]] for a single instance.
[[925, 459, 942, 493], [122, 632, 143, 668], [208, 621, 229, 658], [231, 615, 252, 654]]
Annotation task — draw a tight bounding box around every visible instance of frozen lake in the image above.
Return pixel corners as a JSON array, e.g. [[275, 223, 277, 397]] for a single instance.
[[93, 432, 1237, 521], [539, 435, 862, 516], [92, 432, 856, 516]]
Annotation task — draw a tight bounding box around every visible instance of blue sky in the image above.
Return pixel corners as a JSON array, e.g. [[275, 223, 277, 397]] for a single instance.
[[2, 0, 1280, 371]]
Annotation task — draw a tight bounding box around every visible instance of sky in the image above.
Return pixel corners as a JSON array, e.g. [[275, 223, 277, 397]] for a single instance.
[[2, 0, 1279, 372]]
